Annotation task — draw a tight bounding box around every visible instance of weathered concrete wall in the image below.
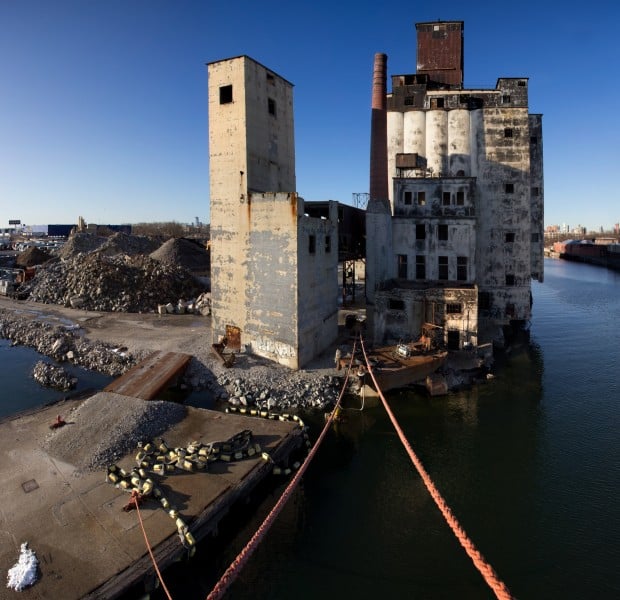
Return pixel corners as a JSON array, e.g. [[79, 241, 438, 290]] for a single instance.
[[372, 285, 478, 347], [297, 201, 339, 367], [529, 114, 544, 282]]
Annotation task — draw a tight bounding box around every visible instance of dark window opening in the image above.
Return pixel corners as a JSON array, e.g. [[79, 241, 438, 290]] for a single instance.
[[431, 97, 445, 109], [417, 191, 426, 205], [457, 256, 467, 281], [266, 73, 275, 84], [219, 85, 233, 104], [389, 298, 405, 311], [268, 98, 276, 116], [446, 303, 462, 314], [505, 274, 515, 286], [502, 94, 511, 104], [325, 236, 331, 253], [438, 224, 449, 241], [456, 191, 465, 205], [532, 186, 540, 197], [531, 233, 540, 242], [416, 255, 426, 279], [447, 330, 460, 351], [404, 75, 415, 85], [531, 136, 538, 145], [505, 183, 514, 194], [438, 256, 448, 280], [416, 224, 426, 240], [442, 191, 451, 206], [504, 128, 513, 138], [397, 254, 408, 279], [404, 96, 414, 106], [308, 235, 316, 254], [404, 191, 413, 205], [505, 303, 516, 317], [518, 80, 526, 87], [505, 232, 515, 243], [456, 169, 465, 177], [479, 291, 491, 309]]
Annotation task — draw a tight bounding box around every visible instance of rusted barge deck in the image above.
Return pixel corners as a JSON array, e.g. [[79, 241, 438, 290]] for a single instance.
[[104, 351, 192, 399], [0, 393, 302, 599]]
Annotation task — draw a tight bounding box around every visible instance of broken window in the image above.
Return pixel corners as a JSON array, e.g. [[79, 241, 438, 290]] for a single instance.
[[404, 191, 413, 205], [505, 274, 515, 286], [219, 85, 233, 104], [266, 73, 275, 84], [404, 96, 414, 106], [268, 98, 277, 116], [456, 191, 465, 205], [389, 298, 405, 311], [502, 94, 511, 104], [518, 80, 526, 87], [417, 191, 426, 205], [446, 303, 462, 314], [505, 183, 514, 194], [531, 186, 540, 197], [531, 136, 538, 145], [431, 97, 445, 109], [438, 224, 449, 241], [416, 255, 426, 279], [308, 234, 316, 254], [457, 256, 467, 281], [325, 235, 331, 253], [505, 232, 515, 243], [416, 224, 426, 240], [504, 128, 513, 138], [442, 191, 451, 206], [438, 256, 448, 280], [397, 254, 408, 279]]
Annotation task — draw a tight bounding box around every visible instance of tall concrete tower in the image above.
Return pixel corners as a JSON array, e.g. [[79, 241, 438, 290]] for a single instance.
[[207, 56, 338, 368]]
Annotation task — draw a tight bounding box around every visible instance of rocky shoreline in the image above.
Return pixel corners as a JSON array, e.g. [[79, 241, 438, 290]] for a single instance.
[[0, 303, 343, 413]]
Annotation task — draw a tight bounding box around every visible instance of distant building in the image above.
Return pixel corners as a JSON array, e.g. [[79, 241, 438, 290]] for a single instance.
[[207, 56, 338, 368], [366, 21, 544, 348]]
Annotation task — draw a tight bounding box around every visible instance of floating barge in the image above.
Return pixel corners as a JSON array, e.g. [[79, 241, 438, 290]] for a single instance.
[[0, 392, 302, 598]]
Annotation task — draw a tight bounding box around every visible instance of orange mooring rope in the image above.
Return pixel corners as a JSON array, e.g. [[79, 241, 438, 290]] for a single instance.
[[206, 341, 358, 600], [359, 336, 513, 600], [131, 490, 174, 600]]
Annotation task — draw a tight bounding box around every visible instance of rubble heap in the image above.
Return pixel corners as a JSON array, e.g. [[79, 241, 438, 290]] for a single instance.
[[95, 232, 162, 257], [150, 237, 210, 272], [32, 360, 77, 391], [19, 252, 205, 313], [15, 246, 52, 268], [58, 232, 107, 258]]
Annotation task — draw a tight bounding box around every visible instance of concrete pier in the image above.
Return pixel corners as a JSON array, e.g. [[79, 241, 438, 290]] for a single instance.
[[0, 393, 302, 598]]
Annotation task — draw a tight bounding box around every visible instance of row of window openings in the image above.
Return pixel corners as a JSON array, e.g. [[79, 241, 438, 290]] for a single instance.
[[308, 235, 331, 254], [397, 255, 468, 280], [425, 93, 517, 109], [388, 298, 463, 314], [219, 84, 277, 116], [405, 186, 538, 206]]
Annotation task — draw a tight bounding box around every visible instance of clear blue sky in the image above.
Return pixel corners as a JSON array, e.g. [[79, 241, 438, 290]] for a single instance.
[[2, 0, 619, 232]]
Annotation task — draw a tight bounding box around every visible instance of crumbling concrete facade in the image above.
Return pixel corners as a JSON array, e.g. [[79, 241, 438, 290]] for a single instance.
[[207, 55, 338, 368], [367, 21, 544, 347]]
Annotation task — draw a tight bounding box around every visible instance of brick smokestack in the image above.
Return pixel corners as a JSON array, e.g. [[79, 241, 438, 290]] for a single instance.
[[369, 52, 388, 206]]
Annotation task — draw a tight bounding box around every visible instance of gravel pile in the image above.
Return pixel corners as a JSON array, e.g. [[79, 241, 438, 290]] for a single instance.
[[0, 309, 137, 376], [44, 392, 186, 471], [58, 232, 107, 259], [15, 246, 52, 268], [18, 253, 205, 313], [96, 232, 162, 257], [150, 238, 210, 272], [32, 360, 77, 391]]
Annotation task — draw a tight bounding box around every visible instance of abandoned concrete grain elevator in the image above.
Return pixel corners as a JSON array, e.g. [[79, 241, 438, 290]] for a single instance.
[[207, 55, 338, 368], [366, 21, 544, 349]]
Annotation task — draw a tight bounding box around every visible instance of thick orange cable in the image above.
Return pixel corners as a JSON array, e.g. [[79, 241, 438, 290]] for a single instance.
[[359, 337, 513, 600], [206, 341, 358, 600], [131, 491, 174, 600]]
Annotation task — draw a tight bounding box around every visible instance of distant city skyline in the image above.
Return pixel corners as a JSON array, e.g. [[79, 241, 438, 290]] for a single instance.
[[2, 1, 620, 231]]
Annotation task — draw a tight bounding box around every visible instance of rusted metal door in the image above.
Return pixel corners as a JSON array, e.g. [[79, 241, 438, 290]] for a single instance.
[[225, 325, 241, 351]]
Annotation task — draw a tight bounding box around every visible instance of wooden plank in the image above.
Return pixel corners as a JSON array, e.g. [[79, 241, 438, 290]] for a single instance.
[[104, 351, 192, 400]]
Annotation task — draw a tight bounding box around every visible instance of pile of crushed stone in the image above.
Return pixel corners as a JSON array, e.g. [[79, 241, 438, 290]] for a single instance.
[[44, 392, 186, 471], [19, 252, 205, 313], [58, 232, 107, 259], [15, 246, 52, 268], [95, 232, 162, 257], [150, 237, 210, 272]]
